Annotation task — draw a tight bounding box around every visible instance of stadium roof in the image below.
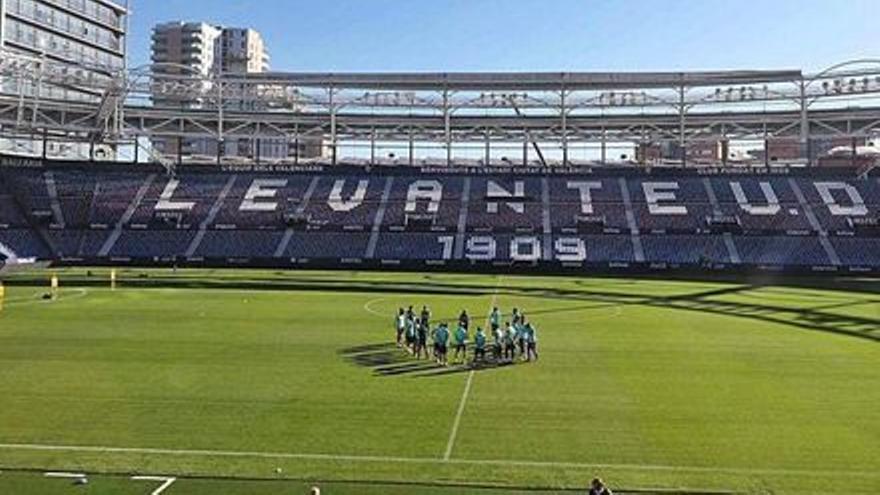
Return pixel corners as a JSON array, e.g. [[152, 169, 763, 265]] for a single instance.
[[249, 70, 804, 90]]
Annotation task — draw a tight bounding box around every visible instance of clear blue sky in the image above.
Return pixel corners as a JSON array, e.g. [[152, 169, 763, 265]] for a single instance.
[[127, 0, 878, 73]]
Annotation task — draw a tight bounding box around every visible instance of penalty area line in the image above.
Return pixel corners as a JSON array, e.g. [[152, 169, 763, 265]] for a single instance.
[[0, 443, 876, 479]]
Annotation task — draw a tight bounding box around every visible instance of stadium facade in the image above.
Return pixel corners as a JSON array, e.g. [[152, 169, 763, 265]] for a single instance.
[[0, 36, 878, 275], [0, 160, 877, 274]]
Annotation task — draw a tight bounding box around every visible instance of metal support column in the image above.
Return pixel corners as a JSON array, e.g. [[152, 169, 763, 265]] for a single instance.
[[329, 86, 338, 166], [799, 78, 810, 167], [409, 128, 414, 167], [443, 88, 452, 167], [370, 127, 376, 166], [560, 88, 568, 166], [852, 136, 858, 168], [721, 135, 729, 167], [32, 54, 45, 129], [762, 122, 769, 168], [720, 123, 728, 166], [484, 129, 491, 166], [217, 79, 224, 158], [15, 66, 26, 126], [293, 124, 299, 166], [678, 82, 687, 167]]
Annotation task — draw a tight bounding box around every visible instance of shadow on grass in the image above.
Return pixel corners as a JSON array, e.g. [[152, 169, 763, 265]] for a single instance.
[[0, 468, 740, 495], [9, 269, 878, 343], [339, 342, 527, 378], [499, 283, 879, 343]]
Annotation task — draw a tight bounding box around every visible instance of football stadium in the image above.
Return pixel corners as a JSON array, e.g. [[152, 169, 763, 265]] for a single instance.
[[0, 2, 878, 494]]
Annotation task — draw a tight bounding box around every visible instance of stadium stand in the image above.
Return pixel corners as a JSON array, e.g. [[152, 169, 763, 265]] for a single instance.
[[641, 235, 730, 264], [0, 239, 13, 264], [194, 230, 285, 259], [0, 229, 51, 259], [0, 160, 877, 273], [734, 236, 831, 266], [302, 176, 384, 230], [830, 237, 880, 267], [110, 230, 197, 259]]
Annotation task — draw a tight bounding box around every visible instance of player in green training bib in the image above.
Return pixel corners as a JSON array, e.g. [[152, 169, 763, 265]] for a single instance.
[[432, 323, 450, 366], [524, 322, 538, 362], [504, 322, 517, 362], [404, 316, 416, 354], [453, 323, 469, 364], [489, 307, 501, 333], [492, 323, 504, 361], [414, 320, 430, 360], [473, 327, 487, 364], [395, 308, 406, 347], [515, 317, 527, 360]]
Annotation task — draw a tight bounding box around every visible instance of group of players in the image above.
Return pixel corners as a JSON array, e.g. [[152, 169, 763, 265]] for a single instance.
[[395, 305, 538, 366]]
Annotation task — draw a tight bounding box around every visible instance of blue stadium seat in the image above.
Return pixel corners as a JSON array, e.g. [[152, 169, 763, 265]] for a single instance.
[[0, 165, 876, 270]]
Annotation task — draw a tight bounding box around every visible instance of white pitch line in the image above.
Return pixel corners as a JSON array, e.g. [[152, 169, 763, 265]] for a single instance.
[[362, 296, 390, 318], [44, 471, 86, 478], [1, 443, 877, 479], [444, 369, 474, 461], [2, 288, 89, 308], [444, 277, 503, 461], [550, 304, 624, 322], [133, 476, 177, 495]]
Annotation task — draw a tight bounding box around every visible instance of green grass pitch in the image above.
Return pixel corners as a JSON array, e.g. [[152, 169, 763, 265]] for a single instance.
[[0, 269, 877, 494]]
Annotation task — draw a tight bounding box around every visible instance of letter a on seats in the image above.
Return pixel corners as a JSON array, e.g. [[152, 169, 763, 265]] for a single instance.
[[406, 180, 443, 213]]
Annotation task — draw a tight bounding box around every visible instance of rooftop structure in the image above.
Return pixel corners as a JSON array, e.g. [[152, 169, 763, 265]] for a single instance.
[[1, 48, 880, 170]]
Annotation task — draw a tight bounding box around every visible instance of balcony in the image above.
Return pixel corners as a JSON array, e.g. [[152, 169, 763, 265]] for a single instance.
[[41, 0, 126, 33]]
